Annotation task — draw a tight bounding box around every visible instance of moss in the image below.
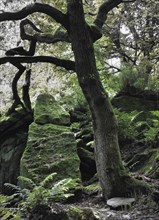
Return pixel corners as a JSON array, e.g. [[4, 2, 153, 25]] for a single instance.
[[68, 206, 84, 219], [47, 158, 80, 180], [68, 206, 98, 220], [34, 93, 70, 125], [20, 123, 80, 185]]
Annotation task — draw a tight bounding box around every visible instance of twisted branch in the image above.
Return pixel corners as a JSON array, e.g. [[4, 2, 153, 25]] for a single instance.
[[0, 56, 75, 71], [20, 19, 70, 44], [0, 3, 69, 30]]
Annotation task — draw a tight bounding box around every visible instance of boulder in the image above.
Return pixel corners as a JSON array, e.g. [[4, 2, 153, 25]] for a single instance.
[[34, 93, 70, 126], [20, 94, 80, 185]]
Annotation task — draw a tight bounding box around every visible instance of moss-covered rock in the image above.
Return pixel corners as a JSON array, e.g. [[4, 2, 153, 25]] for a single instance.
[[112, 95, 158, 112], [127, 149, 159, 178], [34, 93, 70, 126], [20, 94, 80, 185], [0, 110, 33, 192], [20, 122, 80, 184]]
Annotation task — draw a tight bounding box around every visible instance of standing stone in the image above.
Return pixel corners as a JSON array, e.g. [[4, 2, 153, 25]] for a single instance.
[[20, 94, 80, 185]]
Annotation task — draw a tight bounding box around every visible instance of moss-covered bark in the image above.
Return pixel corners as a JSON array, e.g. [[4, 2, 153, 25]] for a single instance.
[[67, 0, 134, 199]]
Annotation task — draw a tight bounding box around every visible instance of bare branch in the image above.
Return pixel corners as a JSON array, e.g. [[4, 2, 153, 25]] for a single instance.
[[21, 18, 42, 33], [94, 0, 123, 29], [22, 69, 32, 112], [20, 19, 70, 44], [122, 0, 136, 2], [7, 63, 26, 115], [6, 40, 37, 56], [33, 31, 70, 44], [104, 61, 121, 71], [0, 56, 75, 71], [0, 3, 68, 30]]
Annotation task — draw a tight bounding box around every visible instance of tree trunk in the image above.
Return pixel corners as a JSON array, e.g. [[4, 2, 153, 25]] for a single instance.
[[67, 0, 130, 199]]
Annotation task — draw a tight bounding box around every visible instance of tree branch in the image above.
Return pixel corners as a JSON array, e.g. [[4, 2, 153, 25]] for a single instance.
[[33, 31, 70, 44], [6, 40, 37, 56], [0, 56, 75, 71], [94, 0, 123, 29], [22, 69, 32, 112], [0, 3, 68, 30], [104, 61, 121, 71], [20, 19, 70, 44], [7, 63, 26, 115]]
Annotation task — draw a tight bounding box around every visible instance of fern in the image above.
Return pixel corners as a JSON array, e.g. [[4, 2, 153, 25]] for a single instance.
[[24, 186, 49, 210], [4, 183, 21, 195], [50, 178, 79, 201], [4, 175, 80, 213], [17, 176, 36, 190], [40, 173, 57, 188]]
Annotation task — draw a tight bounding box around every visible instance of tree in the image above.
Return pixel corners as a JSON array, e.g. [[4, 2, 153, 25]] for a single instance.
[[99, 0, 159, 90], [0, 0, 144, 199]]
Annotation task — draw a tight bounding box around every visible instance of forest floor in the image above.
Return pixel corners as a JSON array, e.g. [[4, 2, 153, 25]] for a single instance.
[[67, 191, 159, 220], [26, 141, 159, 220], [64, 143, 159, 220]]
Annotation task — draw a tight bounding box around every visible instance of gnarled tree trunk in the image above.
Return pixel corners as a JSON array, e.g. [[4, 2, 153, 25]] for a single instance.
[[67, 0, 128, 199]]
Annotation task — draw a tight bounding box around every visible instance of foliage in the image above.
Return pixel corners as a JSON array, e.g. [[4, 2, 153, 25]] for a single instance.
[[0, 209, 21, 220], [100, 0, 159, 92], [50, 178, 79, 202], [115, 108, 159, 146], [0, 0, 159, 203], [61, 74, 87, 111], [18, 176, 36, 190], [20, 174, 80, 212], [1, 0, 158, 111], [114, 109, 138, 142], [0, 194, 8, 205], [0, 174, 80, 218], [40, 173, 57, 188], [68, 206, 84, 219], [0, 194, 21, 220], [144, 127, 159, 144], [24, 185, 49, 211], [41, 0, 66, 12], [119, 65, 139, 89]]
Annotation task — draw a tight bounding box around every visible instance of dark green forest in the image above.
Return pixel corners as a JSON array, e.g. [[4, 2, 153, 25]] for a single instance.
[[0, 0, 159, 219]]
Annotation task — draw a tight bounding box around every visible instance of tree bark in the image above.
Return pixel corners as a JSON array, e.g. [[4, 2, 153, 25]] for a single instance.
[[67, 0, 129, 199]]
